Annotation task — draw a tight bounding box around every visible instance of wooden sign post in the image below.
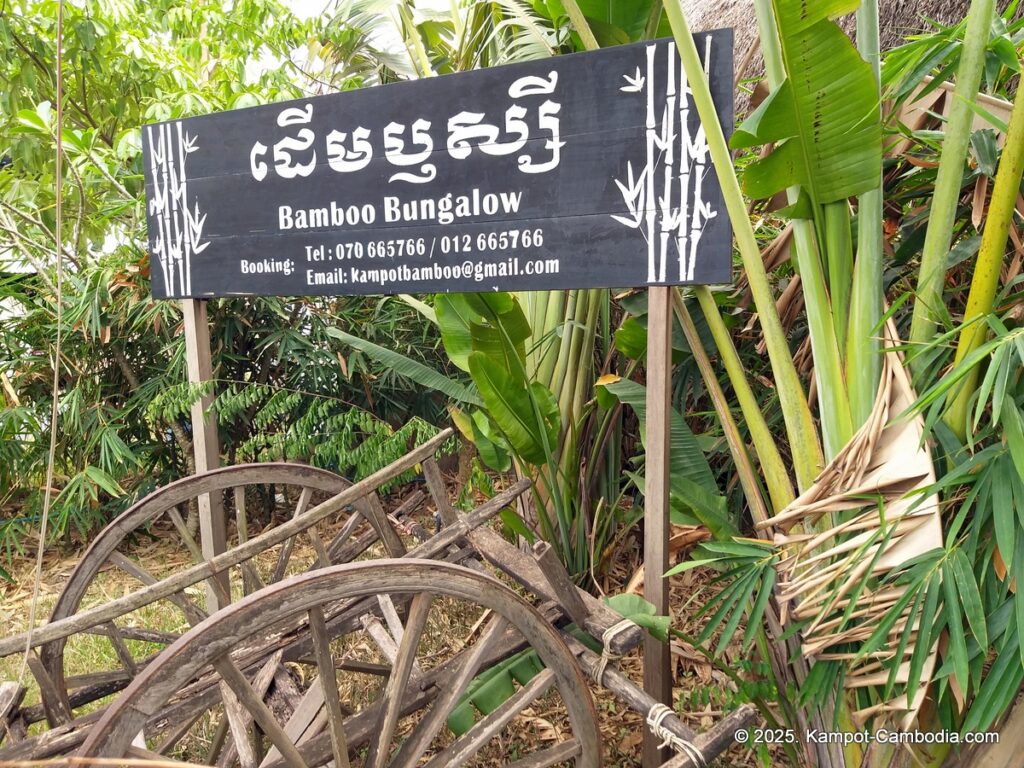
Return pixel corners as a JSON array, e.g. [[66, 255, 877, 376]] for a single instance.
[[643, 285, 674, 765], [143, 32, 734, 767], [181, 297, 228, 610]]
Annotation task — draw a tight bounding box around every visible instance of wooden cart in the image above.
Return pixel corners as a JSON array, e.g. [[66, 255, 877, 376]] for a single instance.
[[0, 430, 754, 767]]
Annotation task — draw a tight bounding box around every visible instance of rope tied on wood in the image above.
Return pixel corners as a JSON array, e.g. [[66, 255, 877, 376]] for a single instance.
[[590, 618, 635, 687], [646, 703, 706, 766]]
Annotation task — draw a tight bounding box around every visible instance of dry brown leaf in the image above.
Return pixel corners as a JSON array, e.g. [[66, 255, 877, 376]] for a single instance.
[[761, 320, 943, 730]]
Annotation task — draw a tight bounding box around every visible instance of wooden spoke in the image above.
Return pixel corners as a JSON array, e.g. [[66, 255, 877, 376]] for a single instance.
[[391, 616, 510, 768], [235, 486, 248, 544], [108, 551, 207, 626], [421, 459, 457, 527], [25, 654, 71, 727], [218, 651, 284, 768], [142, 505, 232, 608], [324, 510, 367, 564], [85, 623, 180, 646], [167, 505, 204, 563], [335, 660, 390, 677], [102, 622, 138, 676], [360, 493, 407, 557], [260, 677, 326, 768], [309, 607, 350, 768], [360, 616, 400, 665], [376, 595, 406, 646], [236, 487, 266, 596], [221, 680, 260, 768], [506, 739, 582, 768], [272, 488, 314, 583], [213, 656, 309, 768], [421, 669, 556, 768], [365, 592, 432, 768]]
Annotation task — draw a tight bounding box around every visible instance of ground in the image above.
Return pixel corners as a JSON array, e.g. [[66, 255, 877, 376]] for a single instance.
[[0, 475, 773, 768]]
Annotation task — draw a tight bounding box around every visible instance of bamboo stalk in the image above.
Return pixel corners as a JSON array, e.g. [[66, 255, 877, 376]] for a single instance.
[[177, 122, 192, 295], [751, 0, 853, 460], [147, 125, 171, 292], [693, 287, 795, 512], [945, 80, 1024, 440], [909, 0, 996, 359], [677, 56, 692, 282], [560, 0, 599, 53], [847, 0, 884, 429], [662, 0, 824, 491], [674, 291, 773, 524]]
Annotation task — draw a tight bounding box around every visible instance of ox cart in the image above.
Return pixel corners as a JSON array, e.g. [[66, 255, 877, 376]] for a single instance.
[[0, 430, 754, 768]]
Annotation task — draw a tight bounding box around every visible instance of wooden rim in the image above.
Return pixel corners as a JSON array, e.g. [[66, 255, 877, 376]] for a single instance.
[[39, 464, 378, 709], [79, 559, 602, 767]]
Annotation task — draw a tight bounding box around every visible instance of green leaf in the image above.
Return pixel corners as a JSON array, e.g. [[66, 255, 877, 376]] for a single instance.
[[325, 328, 481, 406], [82, 465, 124, 497], [1002, 403, 1024, 483], [731, 0, 882, 205], [670, 475, 738, 539], [604, 593, 670, 642], [970, 128, 999, 176], [907, 573, 941, 704], [499, 508, 535, 544], [597, 378, 719, 493], [993, 455, 1016, 566], [436, 294, 484, 371], [470, 410, 512, 472], [962, 627, 1024, 733], [952, 549, 988, 650], [742, 566, 776, 651], [614, 317, 648, 360], [943, 559, 970, 693], [467, 352, 558, 466]]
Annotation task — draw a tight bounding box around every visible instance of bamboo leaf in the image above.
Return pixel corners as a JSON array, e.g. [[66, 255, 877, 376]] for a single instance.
[[742, 566, 776, 651], [962, 627, 1024, 733], [325, 328, 481, 406], [943, 559, 970, 692], [952, 548, 988, 650], [907, 573, 941, 704], [993, 455, 1016, 566]]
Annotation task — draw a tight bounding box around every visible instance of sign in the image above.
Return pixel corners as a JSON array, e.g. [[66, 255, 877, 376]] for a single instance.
[[142, 32, 733, 299]]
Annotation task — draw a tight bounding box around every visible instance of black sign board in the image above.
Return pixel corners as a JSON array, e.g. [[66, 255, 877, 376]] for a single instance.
[[142, 32, 733, 299]]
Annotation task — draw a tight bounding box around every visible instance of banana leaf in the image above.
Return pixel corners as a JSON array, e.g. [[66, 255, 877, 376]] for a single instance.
[[731, 0, 882, 206]]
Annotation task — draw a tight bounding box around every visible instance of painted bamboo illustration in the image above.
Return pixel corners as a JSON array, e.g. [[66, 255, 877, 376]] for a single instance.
[[657, 42, 678, 282], [645, 44, 657, 283], [685, 37, 716, 281], [612, 39, 718, 284], [147, 121, 208, 295]]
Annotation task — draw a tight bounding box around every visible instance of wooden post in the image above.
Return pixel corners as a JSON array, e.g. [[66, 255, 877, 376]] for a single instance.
[[182, 298, 228, 610], [643, 285, 673, 767]]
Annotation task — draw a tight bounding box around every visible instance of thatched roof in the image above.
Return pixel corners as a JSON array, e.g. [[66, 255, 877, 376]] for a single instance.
[[683, 0, 1022, 88]]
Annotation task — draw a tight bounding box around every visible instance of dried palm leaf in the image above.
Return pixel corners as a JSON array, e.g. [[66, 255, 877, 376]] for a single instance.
[[758, 320, 943, 729]]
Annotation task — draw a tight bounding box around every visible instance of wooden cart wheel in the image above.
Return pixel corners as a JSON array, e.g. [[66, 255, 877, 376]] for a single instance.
[[39, 463, 410, 720], [79, 559, 602, 768]]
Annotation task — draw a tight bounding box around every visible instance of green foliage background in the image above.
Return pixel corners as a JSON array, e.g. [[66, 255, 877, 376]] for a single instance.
[[0, 0, 456, 551]]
